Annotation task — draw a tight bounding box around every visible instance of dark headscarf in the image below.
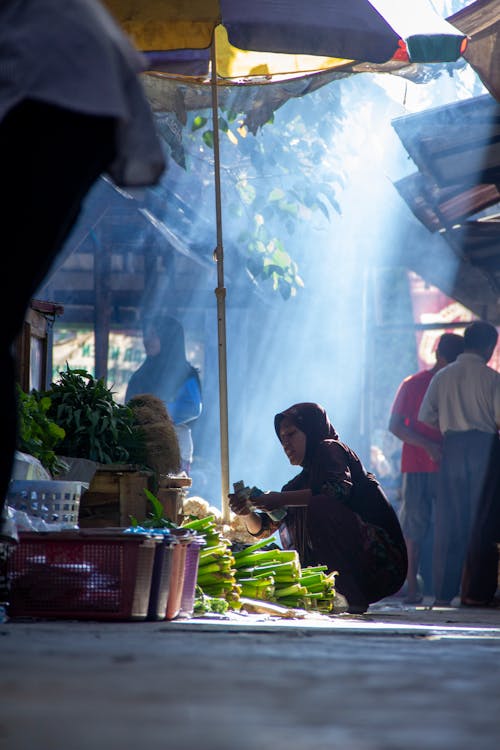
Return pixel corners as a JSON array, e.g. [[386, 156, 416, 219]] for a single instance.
[[125, 314, 196, 404], [274, 402, 338, 465]]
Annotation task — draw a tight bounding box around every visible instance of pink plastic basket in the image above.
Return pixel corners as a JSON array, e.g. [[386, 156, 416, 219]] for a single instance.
[[165, 529, 204, 620], [165, 534, 189, 620], [178, 535, 205, 618]]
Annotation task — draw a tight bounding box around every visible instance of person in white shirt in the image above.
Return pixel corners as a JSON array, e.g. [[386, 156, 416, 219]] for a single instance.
[[418, 320, 500, 608]]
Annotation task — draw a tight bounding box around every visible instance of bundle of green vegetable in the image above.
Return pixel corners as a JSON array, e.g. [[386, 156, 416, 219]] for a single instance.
[[287, 566, 337, 612], [233, 536, 337, 612], [183, 514, 241, 610]]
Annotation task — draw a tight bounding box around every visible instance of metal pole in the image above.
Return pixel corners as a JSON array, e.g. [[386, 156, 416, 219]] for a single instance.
[[210, 32, 230, 523]]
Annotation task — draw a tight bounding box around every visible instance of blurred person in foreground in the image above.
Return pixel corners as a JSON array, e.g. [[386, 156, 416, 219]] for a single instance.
[[0, 0, 166, 542], [418, 321, 500, 608], [389, 332, 464, 604], [229, 402, 407, 614], [125, 315, 202, 475]]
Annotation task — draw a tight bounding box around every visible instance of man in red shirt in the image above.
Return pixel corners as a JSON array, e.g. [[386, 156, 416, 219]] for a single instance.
[[389, 332, 464, 603]]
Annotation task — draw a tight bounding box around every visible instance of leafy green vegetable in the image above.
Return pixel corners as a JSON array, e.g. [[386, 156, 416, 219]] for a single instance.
[[41, 365, 145, 465], [129, 489, 178, 529], [193, 586, 229, 615], [16, 385, 67, 476]]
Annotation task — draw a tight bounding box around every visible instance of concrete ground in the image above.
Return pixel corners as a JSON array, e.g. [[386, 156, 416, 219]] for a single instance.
[[1, 595, 500, 750]]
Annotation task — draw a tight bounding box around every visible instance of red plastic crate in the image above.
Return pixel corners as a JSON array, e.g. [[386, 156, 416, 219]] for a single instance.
[[6, 530, 156, 621]]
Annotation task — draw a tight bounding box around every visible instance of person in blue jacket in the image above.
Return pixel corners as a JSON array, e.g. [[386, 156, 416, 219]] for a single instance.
[[125, 314, 202, 475]]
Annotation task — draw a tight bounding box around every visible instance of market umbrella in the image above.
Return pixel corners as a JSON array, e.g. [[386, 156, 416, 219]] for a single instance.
[[104, 0, 467, 520]]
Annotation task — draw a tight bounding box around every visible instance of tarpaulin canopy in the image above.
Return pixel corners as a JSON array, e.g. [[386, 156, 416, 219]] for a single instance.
[[105, 0, 468, 80], [103, 0, 468, 520]]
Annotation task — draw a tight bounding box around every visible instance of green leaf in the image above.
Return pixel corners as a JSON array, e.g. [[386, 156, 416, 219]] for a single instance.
[[202, 130, 214, 149], [192, 115, 208, 132]]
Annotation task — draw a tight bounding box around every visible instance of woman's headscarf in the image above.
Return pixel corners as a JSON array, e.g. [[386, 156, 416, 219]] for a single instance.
[[274, 402, 338, 465], [126, 314, 194, 404]]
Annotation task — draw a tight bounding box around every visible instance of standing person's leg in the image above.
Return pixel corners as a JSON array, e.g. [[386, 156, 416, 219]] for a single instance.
[[432, 433, 470, 605], [0, 100, 116, 536], [419, 472, 437, 597], [461, 433, 500, 605], [399, 472, 432, 603]]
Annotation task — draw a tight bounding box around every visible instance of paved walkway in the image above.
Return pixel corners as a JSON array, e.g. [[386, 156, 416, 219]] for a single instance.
[[1, 596, 500, 750]]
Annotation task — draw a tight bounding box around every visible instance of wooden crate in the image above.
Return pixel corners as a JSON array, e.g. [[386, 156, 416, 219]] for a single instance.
[[156, 476, 192, 526], [79, 465, 154, 528], [155, 488, 184, 526]]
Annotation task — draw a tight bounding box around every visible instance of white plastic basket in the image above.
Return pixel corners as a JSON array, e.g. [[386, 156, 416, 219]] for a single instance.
[[7, 480, 88, 526]]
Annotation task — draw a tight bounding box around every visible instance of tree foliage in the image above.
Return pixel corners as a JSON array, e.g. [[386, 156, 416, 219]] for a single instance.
[[161, 83, 348, 299]]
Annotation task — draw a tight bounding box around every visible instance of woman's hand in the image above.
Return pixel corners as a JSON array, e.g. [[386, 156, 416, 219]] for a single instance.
[[250, 491, 284, 511], [228, 492, 252, 516], [228, 492, 265, 536]]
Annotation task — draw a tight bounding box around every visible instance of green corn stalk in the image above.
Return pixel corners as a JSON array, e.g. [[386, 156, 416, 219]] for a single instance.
[[196, 564, 219, 578], [197, 561, 233, 576], [303, 582, 331, 594], [197, 562, 233, 577], [274, 582, 308, 598], [198, 558, 234, 576], [275, 573, 300, 583], [232, 536, 278, 559], [234, 549, 299, 569], [200, 583, 236, 600], [201, 532, 223, 546], [237, 576, 275, 587], [199, 544, 229, 561], [198, 553, 233, 567], [299, 573, 324, 589], [236, 559, 300, 580], [198, 579, 234, 592], [198, 556, 234, 571], [313, 596, 335, 613], [235, 569, 276, 581], [301, 565, 328, 574], [240, 582, 275, 600], [182, 515, 216, 531]]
